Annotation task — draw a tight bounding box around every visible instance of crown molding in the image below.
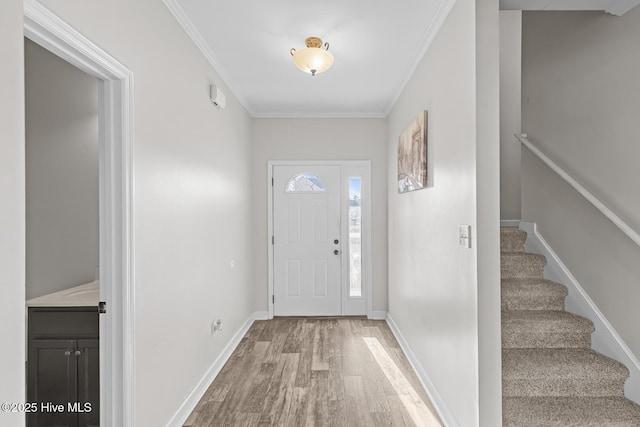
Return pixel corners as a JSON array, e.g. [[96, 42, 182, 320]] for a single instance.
[[383, 0, 457, 116], [161, 0, 257, 116], [605, 0, 640, 15], [500, 0, 640, 15]]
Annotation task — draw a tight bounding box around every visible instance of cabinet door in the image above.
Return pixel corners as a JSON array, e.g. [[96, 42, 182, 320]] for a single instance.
[[27, 339, 78, 427], [76, 339, 99, 427]]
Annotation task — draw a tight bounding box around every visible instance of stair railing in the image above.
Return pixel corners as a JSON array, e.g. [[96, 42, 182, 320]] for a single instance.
[[516, 133, 640, 248]]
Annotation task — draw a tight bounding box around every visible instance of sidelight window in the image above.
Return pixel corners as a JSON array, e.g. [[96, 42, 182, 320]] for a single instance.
[[348, 177, 362, 297]]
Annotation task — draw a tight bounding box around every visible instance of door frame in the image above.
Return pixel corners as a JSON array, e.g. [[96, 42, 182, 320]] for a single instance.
[[267, 160, 372, 318], [24, 1, 135, 425]]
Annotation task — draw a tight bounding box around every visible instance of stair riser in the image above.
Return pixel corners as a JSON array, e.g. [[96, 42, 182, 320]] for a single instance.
[[503, 378, 626, 398], [502, 332, 592, 349], [500, 228, 527, 253], [501, 258, 545, 279], [505, 419, 635, 427], [502, 296, 565, 311], [504, 419, 602, 427], [501, 237, 526, 253], [503, 397, 640, 427]]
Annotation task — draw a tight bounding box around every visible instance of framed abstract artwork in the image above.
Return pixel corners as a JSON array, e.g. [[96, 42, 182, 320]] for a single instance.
[[398, 110, 428, 193]]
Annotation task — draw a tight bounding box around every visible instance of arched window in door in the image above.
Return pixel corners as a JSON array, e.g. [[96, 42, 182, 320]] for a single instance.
[[285, 173, 326, 192]]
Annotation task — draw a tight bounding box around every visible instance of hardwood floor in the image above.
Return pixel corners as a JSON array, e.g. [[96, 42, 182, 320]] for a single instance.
[[184, 318, 443, 427]]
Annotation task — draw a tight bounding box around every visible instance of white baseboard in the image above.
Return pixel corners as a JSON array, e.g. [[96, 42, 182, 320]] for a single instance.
[[166, 311, 261, 426], [369, 310, 388, 320], [385, 314, 459, 427], [520, 221, 640, 404]]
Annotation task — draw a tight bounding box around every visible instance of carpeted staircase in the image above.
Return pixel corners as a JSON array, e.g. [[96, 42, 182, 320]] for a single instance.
[[501, 226, 640, 426]]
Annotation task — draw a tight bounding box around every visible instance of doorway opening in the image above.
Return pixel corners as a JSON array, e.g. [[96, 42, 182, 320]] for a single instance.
[[24, 1, 134, 425], [267, 161, 372, 318], [24, 36, 101, 427]]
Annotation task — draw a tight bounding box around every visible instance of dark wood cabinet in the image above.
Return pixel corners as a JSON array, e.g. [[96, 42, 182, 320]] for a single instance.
[[27, 307, 99, 427]]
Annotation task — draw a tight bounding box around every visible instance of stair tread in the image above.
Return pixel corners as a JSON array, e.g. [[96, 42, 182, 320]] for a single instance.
[[501, 279, 568, 298], [502, 310, 594, 333], [503, 396, 640, 427], [503, 348, 629, 380], [502, 280, 567, 297], [502, 278, 565, 288], [502, 279, 568, 311], [501, 226, 526, 231], [502, 252, 546, 260]]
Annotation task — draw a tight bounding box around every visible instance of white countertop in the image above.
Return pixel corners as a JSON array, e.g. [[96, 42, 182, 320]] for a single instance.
[[26, 281, 100, 307]]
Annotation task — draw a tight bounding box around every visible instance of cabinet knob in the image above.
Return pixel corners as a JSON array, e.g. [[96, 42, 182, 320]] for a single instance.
[[64, 350, 71, 356], [75, 350, 82, 356]]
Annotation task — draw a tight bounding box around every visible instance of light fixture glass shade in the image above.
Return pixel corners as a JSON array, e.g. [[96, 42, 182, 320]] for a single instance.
[[292, 48, 334, 76], [290, 37, 334, 76]]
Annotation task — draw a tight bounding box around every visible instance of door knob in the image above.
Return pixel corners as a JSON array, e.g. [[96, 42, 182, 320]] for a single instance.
[[333, 249, 340, 255]]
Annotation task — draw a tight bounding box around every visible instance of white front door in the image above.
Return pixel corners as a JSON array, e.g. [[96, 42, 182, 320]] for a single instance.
[[273, 165, 342, 316]]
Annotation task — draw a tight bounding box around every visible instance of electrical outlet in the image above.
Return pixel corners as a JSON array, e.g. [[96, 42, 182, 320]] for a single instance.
[[211, 319, 223, 338], [458, 225, 472, 248]]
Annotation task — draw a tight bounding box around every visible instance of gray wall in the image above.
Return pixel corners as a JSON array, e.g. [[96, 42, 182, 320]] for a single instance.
[[522, 10, 640, 229], [499, 11, 522, 220], [387, 0, 501, 423], [25, 38, 99, 299], [250, 118, 388, 313], [522, 9, 640, 358], [36, 0, 256, 425]]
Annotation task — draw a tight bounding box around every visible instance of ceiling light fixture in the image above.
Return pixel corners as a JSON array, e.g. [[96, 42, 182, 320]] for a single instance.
[[290, 37, 334, 76]]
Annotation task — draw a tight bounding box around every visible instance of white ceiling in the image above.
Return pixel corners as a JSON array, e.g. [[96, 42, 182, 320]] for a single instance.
[[167, 0, 639, 118], [168, 0, 454, 118]]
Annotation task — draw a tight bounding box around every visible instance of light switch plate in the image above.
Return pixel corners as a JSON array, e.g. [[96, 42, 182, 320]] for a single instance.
[[458, 225, 472, 248]]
